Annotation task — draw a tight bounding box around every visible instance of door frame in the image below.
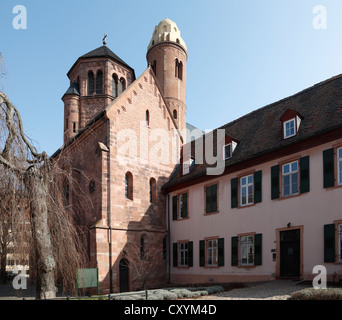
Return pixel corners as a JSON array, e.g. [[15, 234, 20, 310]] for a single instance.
[[276, 225, 303, 279]]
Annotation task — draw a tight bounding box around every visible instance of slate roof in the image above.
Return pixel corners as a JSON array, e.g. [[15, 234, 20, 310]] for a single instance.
[[163, 73, 342, 191], [63, 81, 80, 96], [67, 45, 135, 78]]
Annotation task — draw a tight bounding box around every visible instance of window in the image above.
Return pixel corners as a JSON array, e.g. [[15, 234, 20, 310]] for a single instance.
[[152, 60, 156, 75], [280, 109, 303, 140], [112, 74, 118, 98], [72, 122, 77, 133], [182, 158, 194, 175], [224, 144, 231, 160], [149, 178, 156, 203], [231, 234, 262, 267], [175, 59, 183, 80], [240, 235, 254, 266], [338, 147, 342, 186], [206, 239, 218, 266], [240, 174, 253, 206], [173, 109, 177, 120], [173, 241, 193, 267], [282, 161, 299, 197], [223, 140, 238, 160], [271, 156, 310, 199], [119, 78, 126, 95], [64, 180, 70, 206], [96, 70, 103, 94], [125, 172, 133, 200], [145, 110, 149, 126], [179, 242, 188, 267], [205, 183, 218, 214], [140, 236, 146, 260], [283, 118, 296, 139], [232, 171, 262, 208], [87, 71, 94, 95], [172, 192, 188, 220]]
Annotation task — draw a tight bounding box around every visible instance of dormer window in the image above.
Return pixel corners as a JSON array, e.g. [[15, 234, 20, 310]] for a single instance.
[[182, 158, 194, 175], [223, 137, 238, 160], [280, 109, 303, 140], [284, 118, 296, 139]]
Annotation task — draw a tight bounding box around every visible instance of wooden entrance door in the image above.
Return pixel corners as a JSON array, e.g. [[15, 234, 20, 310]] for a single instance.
[[119, 259, 129, 292], [280, 229, 300, 278]]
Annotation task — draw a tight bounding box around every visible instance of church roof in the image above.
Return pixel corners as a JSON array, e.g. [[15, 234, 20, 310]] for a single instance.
[[67, 45, 135, 77], [163, 73, 342, 192], [63, 81, 80, 96]]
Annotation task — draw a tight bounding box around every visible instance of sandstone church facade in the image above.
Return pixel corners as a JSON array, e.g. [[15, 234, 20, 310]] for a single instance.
[[52, 18, 342, 293]]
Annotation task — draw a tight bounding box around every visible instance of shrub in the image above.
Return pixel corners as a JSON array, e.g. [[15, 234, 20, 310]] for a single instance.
[[289, 288, 342, 300]]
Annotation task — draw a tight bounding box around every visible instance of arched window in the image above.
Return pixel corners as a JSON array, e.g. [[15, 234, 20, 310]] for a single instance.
[[152, 60, 157, 75], [96, 70, 103, 94], [175, 59, 179, 78], [176, 38, 180, 44], [149, 178, 156, 203], [72, 122, 77, 133], [145, 110, 150, 126], [112, 74, 118, 98], [178, 61, 183, 80], [125, 172, 133, 200], [140, 236, 146, 260], [119, 78, 126, 95], [173, 109, 178, 120], [87, 71, 94, 95]]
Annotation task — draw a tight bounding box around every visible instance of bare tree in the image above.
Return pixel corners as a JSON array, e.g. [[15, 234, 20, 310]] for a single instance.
[[127, 237, 164, 290], [0, 91, 88, 298]]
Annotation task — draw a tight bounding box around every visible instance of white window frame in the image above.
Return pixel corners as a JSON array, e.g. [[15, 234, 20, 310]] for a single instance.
[[240, 174, 254, 206], [206, 239, 218, 266], [282, 160, 299, 197], [283, 118, 296, 139], [223, 143, 232, 160], [337, 147, 342, 186], [179, 242, 188, 267], [240, 235, 254, 266], [182, 158, 194, 175]]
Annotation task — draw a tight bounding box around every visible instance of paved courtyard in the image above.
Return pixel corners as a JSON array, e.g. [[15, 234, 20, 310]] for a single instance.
[[0, 280, 310, 300]]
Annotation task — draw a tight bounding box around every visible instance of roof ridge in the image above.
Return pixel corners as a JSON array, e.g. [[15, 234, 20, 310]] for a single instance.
[[217, 73, 342, 131]]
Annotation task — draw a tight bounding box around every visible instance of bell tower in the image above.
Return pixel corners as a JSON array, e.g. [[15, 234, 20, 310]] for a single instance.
[[146, 18, 187, 133]]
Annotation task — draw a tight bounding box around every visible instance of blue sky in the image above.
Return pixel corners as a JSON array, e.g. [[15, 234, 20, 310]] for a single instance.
[[1, 0, 342, 156]]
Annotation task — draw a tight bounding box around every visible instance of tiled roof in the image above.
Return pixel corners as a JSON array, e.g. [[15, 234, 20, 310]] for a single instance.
[[164, 73, 342, 190]]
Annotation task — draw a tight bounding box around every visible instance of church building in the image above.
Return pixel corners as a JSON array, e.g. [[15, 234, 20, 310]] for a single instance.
[[52, 18, 342, 294]]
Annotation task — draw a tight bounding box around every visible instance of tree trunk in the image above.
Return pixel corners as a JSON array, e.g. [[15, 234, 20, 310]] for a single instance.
[[25, 167, 56, 299]]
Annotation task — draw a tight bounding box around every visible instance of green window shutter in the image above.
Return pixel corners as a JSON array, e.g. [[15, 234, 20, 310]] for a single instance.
[[254, 171, 262, 203], [271, 165, 280, 199], [323, 148, 335, 188], [211, 184, 217, 212], [205, 185, 211, 213], [231, 177, 238, 208], [231, 236, 238, 266], [254, 233, 262, 266], [173, 243, 178, 267], [324, 224, 335, 263], [218, 238, 224, 267], [182, 193, 188, 218], [172, 196, 178, 220], [300, 156, 310, 193], [199, 240, 205, 267], [188, 241, 193, 267]]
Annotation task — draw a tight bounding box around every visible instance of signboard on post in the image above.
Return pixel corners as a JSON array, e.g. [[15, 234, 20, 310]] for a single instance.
[[76, 268, 99, 296]]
